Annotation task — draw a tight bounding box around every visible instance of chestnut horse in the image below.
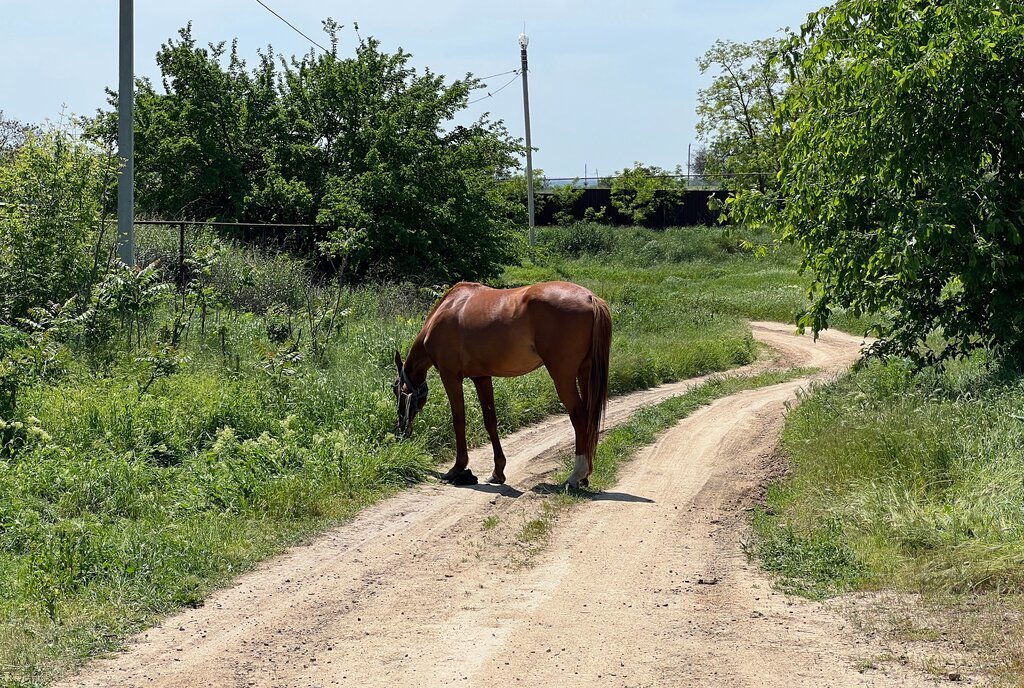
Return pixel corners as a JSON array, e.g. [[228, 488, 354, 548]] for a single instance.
[[393, 281, 611, 488]]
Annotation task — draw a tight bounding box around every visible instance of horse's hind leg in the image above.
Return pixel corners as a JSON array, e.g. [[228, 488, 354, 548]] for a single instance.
[[577, 361, 594, 480], [547, 364, 589, 488], [472, 376, 507, 484]]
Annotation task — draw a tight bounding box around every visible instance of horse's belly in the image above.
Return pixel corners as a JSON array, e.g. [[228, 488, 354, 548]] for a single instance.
[[473, 355, 543, 378], [463, 341, 543, 378]]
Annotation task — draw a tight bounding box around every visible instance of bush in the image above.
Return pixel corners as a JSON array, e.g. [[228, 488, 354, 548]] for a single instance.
[[608, 162, 686, 225], [0, 124, 116, 321], [760, 354, 1024, 594], [537, 222, 618, 259]]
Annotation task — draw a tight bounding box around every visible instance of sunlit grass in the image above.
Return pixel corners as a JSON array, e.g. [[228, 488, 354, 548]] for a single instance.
[[753, 353, 1024, 597]]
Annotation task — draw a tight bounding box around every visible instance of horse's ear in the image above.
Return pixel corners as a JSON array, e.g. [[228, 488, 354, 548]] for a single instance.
[[394, 350, 403, 371]]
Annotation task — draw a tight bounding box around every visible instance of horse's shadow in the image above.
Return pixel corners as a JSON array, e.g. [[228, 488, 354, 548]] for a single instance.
[[427, 470, 525, 498], [530, 482, 655, 503], [427, 471, 652, 503]]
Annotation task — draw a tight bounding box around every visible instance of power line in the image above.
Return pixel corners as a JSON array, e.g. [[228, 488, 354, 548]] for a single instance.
[[250, 5, 519, 106], [468, 70, 521, 105], [253, 0, 330, 53], [477, 69, 518, 81]]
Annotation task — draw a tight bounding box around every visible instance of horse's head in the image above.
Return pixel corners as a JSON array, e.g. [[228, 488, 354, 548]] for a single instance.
[[393, 350, 429, 438]]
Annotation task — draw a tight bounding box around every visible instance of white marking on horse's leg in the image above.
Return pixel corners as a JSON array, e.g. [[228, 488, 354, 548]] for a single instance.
[[568, 454, 588, 488]]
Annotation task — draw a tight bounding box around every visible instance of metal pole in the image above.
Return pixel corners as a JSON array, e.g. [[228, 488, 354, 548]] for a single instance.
[[117, 0, 135, 266], [178, 222, 186, 291], [519, 33, 535, 247]]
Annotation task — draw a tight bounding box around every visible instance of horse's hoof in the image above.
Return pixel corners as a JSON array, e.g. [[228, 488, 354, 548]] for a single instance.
[[487, 474, 506, 485], [443, 468, 478, 486], [580, 478, 589, 488]]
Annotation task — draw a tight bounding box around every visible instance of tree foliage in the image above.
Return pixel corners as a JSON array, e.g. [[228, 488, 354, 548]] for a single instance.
[[88, 22, 525, 283], [696, 38, 787, 193], [0, 111, 37, 164], [0, 124, 117, 321], [608, 162, 686, 225], [497, 169, 583, 225], [767, 0, 1024, 362]]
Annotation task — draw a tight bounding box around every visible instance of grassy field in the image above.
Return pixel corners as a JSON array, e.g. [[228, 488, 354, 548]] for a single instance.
[[751, 351, 1024, 679], [0, 222, 833, 686], [753, 350, 1024, 594]]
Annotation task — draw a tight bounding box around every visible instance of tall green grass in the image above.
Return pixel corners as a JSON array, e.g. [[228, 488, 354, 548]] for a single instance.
[[753, 354, 1024, 597], [509, 222, 877, 342]]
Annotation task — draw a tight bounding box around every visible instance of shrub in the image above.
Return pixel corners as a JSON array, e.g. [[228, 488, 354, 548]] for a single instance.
[[538, 222, 618, 259], [0, 124, 116, 321], [608, 162, 686, 225]]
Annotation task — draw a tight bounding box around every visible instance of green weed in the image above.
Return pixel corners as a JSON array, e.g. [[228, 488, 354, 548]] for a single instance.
[[754, 353, 1024, 597]]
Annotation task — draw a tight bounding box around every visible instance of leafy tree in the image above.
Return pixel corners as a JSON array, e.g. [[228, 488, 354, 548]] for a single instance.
[[0, 111, 37, 163], [89, 25, 294, 221], [0, 124, 117, 321], [767, 0, 1024, 362], [696, 38, 787, 193], [548, 181, 584, 225], [88, 22, 525, 283], [311, 32, 524, 282], [609, 162, 686, 225], [689, 144, 709, 179], [497, 169, 582, 225]]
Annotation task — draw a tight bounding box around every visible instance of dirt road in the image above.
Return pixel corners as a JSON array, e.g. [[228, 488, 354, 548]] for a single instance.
[[62, 323, 932, 688]]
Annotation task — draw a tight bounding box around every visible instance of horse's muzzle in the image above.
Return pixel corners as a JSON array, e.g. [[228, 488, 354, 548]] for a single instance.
[[397, 413, 414, 439]]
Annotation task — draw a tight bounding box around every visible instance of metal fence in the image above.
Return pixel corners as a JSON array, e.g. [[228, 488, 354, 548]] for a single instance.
[[132, 219, 327, 289], [498, 172, 766, 191]]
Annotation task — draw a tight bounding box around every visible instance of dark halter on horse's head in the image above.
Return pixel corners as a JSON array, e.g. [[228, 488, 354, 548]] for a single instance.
[[398, 366, 429, 418]]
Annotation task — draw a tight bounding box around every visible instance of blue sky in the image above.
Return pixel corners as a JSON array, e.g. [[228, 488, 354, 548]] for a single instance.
[[0, 0, 824, 177]]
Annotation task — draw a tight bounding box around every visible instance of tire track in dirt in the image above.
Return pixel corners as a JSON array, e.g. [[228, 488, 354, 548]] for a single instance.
[[61, 323, 931, 687]]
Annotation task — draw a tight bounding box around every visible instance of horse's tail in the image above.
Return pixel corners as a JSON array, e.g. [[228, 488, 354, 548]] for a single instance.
[[586, 296, 612, 462]]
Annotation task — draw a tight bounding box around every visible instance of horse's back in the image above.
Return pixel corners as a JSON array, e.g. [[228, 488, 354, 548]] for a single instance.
[[423, 281, 602, 377], [522, 281, 601, 317], [433, 281, 598, 327]]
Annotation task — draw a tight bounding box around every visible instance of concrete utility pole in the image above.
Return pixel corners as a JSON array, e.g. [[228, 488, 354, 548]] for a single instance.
[[117, 0, 135, 266], [519, 32, 535, 247]]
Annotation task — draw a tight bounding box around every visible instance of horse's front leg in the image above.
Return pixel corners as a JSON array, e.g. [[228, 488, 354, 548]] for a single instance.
[[439, 370, 470, 481], [472, 376, 506, 484]]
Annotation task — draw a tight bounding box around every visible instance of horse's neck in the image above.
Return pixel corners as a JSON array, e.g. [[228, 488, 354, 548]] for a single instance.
[[404, 338, 433, 384]]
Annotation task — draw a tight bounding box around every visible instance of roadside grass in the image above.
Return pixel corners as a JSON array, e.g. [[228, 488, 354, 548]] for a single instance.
[[749, 353, 1024, 681], [507, 222, 879, 339], [753, 353, 1024, 595], [0, 223, 814, 686]]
